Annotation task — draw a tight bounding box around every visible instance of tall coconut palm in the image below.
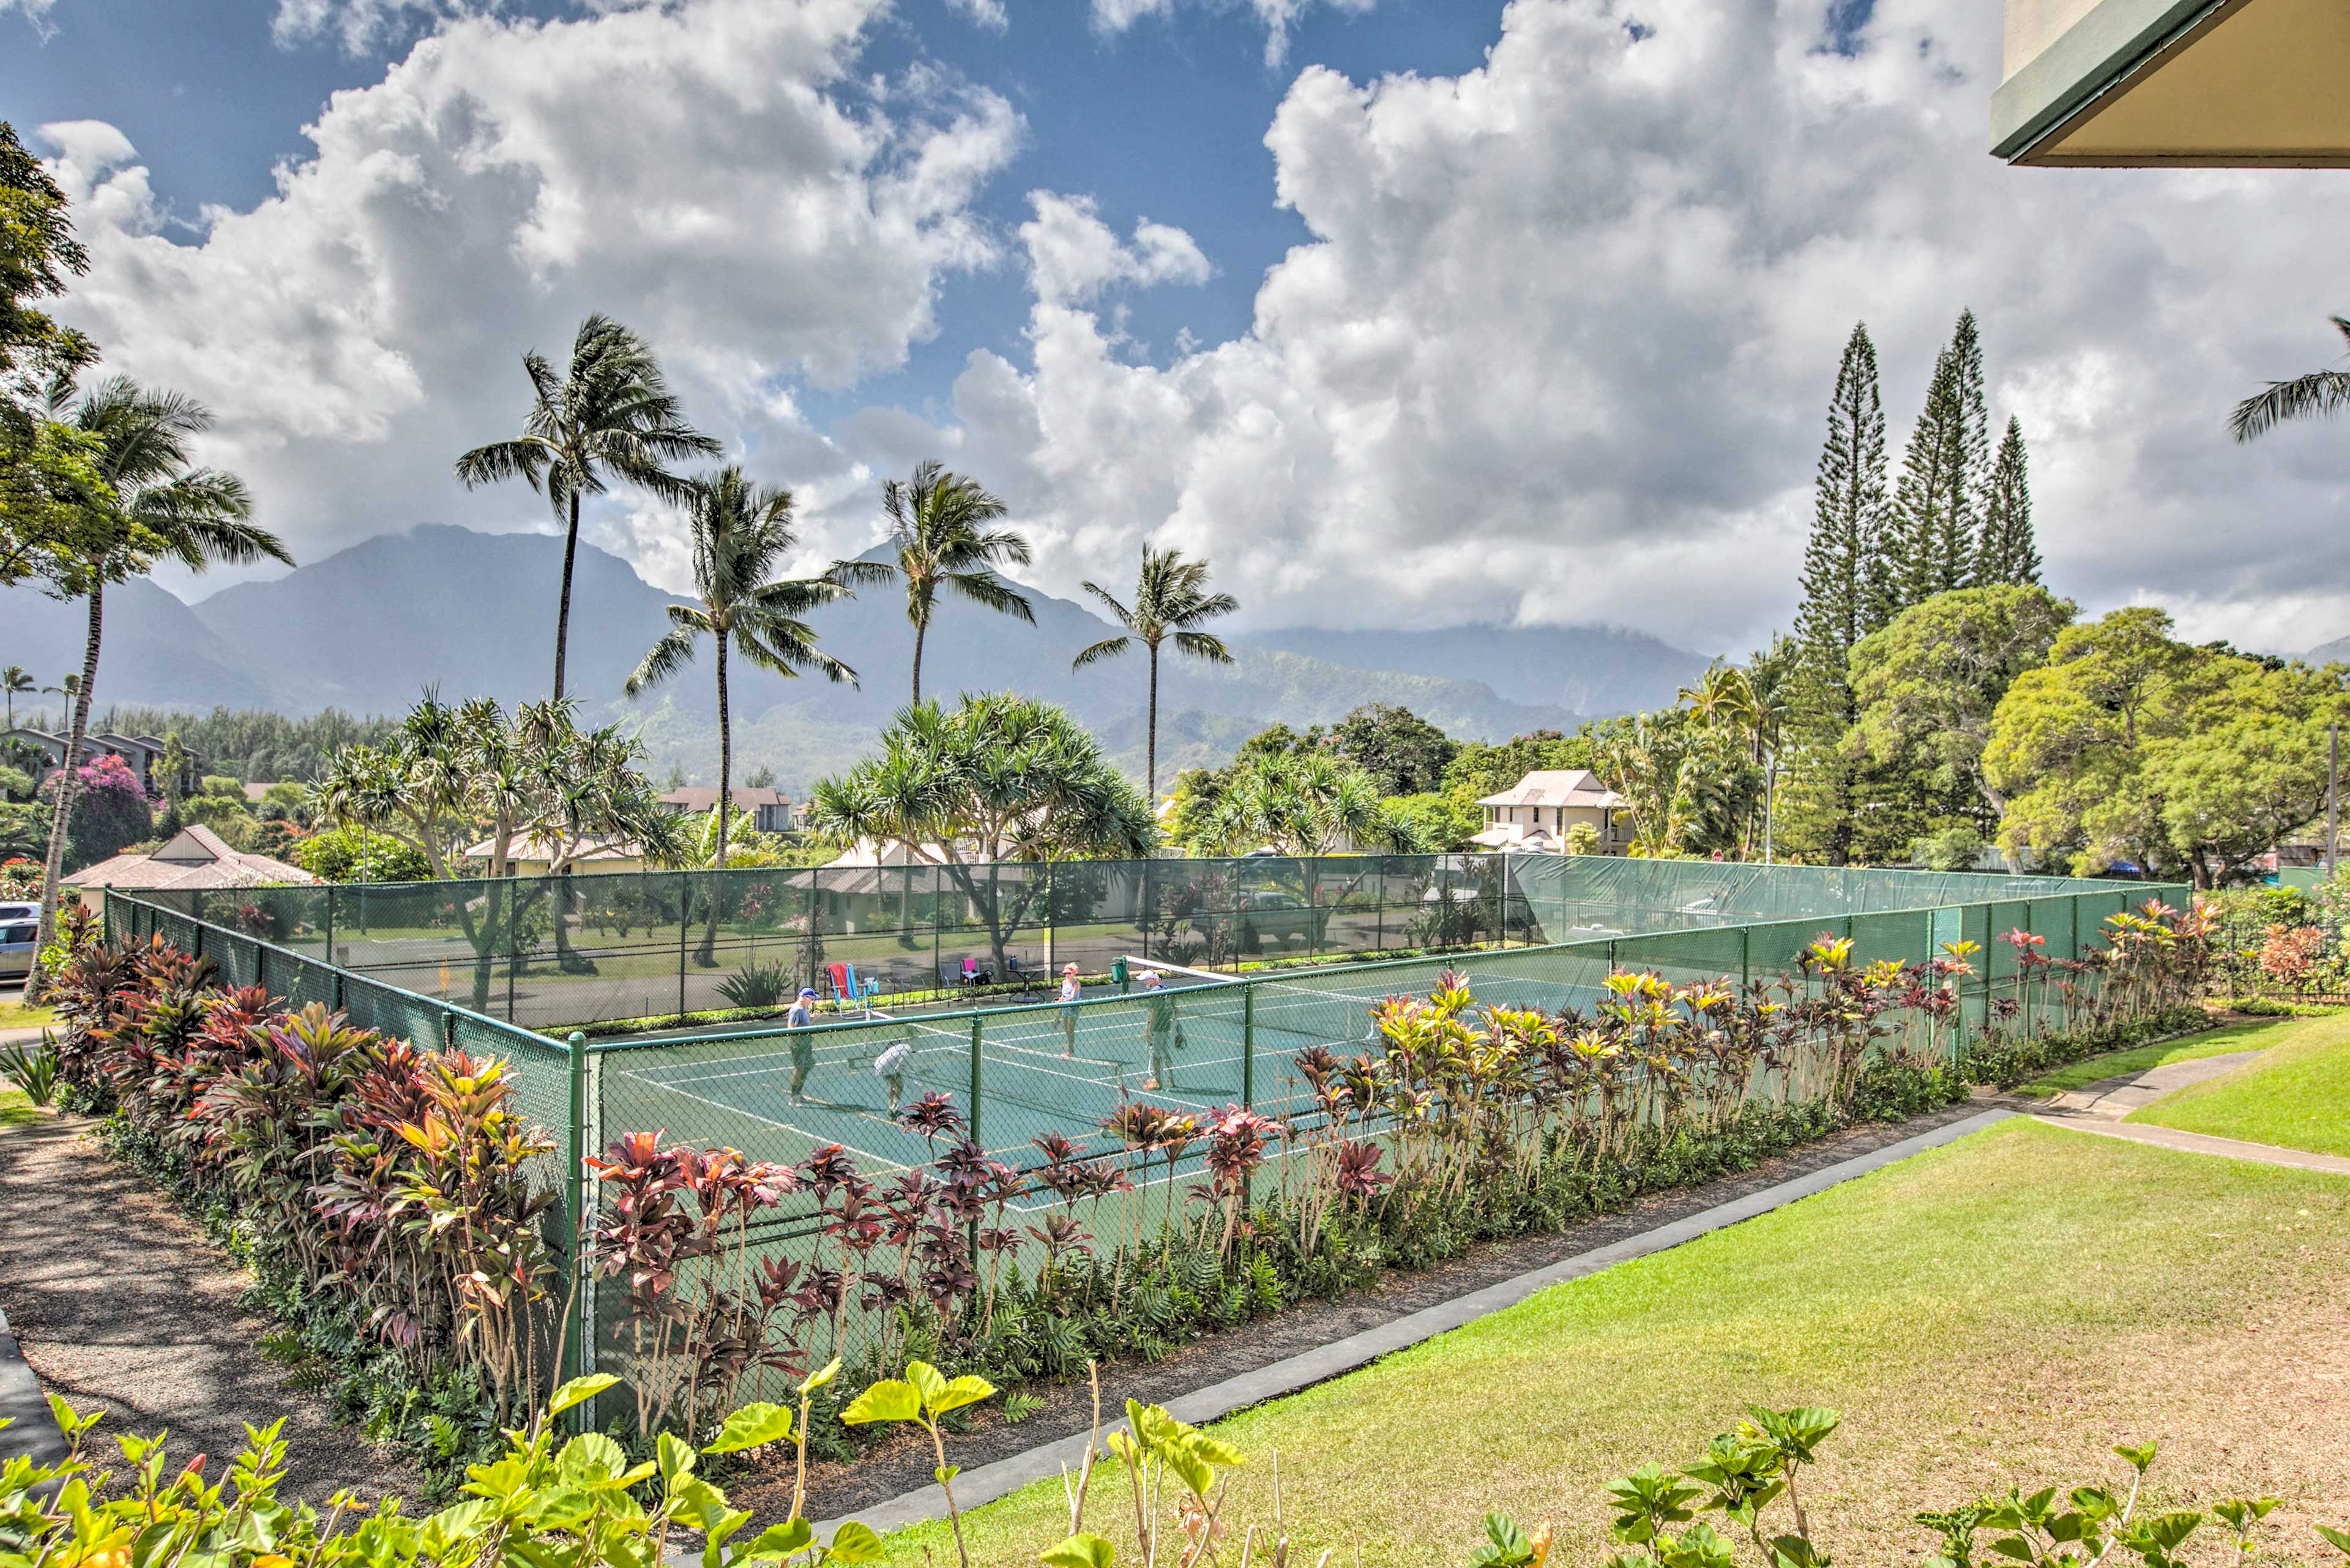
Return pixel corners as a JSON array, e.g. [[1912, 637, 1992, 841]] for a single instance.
[[1071, 545, 1239, 799], [455, 314, 718, 703], [1, 667, 31, 731], [32, 376, 288, 964], [2231, 315, 2350, 442], [624, 467, 859, 884], [832, 461, 1032, 704]]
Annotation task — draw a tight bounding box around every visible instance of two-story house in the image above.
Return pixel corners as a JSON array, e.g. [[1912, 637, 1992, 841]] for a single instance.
[[1471, 769, 1632, 855]]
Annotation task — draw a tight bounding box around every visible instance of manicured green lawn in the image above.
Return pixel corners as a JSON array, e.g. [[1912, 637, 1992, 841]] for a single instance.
[[0, 999, 56, 1032], [2128, 1013, 2350, 1157], [2014, 1019, 2280, 1097], [883, 1119, 2350, 1567], [0, 1086, 42, 1127]]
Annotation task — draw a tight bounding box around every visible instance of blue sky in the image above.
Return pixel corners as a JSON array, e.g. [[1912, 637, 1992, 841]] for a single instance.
[[3, 0, 1502, 422], [6, 0, 2346, 653]]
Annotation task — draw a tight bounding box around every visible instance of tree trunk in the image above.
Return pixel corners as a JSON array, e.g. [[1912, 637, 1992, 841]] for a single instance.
[[1146, 644, 1159, 802], [32, 582, 105, 984], [911, 617, 927, 707], [553, 490, 580, 703]]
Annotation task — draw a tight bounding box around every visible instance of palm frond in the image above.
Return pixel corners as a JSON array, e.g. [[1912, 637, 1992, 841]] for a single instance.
[[624, 625, 702, 696], [454, 436, 553, 491], [2231, 368, 2350, 442], [1071, 635, 1131, 671], [1169, 629, 1235, 665], [943, 568, 1035, 622], [1080, 580, 1136, 630]]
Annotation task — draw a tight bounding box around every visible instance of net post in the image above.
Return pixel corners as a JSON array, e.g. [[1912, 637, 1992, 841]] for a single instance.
[[563, 1029, 588, 1408]]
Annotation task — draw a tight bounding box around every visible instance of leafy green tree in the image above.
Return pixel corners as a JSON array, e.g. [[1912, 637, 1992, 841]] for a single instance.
[[2230, 313, 2350, 442], [30, 376, 287, 965], [1326, 703, 1458, 797], [1975, 417, 2039, 586], [1071, 545, 1238, 798], [0, 120, 114, 594], [622, 466, 857, 873], [1439, 730, 1593, 799], [1194, 749, 1392, 856], [834, 461, 1032, 704], [317, 695, 686, 998], [1846, 584, 2074, 845], [1988, 607, 2350, 887], [454, 313, 718, 703], [1885, 343, 1974, 610], [1591, 708, 1759, 858], [805, 693, 1154, 974], [1381, 788, 1484, 853], [1785, 324, 1890, 864], [289, 821, 433, 883]]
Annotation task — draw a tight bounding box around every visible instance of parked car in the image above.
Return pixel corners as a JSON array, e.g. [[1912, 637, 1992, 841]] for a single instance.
[[0, 917, 37, 981]]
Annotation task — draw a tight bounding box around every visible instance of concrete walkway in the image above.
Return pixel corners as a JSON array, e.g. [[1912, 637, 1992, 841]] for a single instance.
[[2041, 1048, 2264, 1118], [2031, 1046, 2350, 1175], [808, 1106, 2020, 1544]]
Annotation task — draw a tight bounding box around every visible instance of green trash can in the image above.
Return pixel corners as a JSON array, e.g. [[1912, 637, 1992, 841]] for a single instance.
[[1111, 956, 1130, 993]]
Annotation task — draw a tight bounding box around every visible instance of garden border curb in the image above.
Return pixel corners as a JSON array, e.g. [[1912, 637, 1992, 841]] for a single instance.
[[802, 1105, 2021, 1545], [0, 1305, 66, 1468]]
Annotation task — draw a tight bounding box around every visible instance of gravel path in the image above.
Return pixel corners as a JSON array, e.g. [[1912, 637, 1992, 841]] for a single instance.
[[0, 1112, 423, 1504]]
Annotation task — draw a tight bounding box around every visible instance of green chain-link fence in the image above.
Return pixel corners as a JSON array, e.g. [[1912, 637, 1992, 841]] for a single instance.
[[105, 858, 2182, 1412]]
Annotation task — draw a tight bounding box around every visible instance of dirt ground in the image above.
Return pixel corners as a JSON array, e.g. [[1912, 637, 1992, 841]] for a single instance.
[[0, 1112, 424, 1505]]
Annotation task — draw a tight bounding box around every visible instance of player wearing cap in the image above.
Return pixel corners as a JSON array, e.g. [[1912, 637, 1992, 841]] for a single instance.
[[788, 987, 818, 1101]]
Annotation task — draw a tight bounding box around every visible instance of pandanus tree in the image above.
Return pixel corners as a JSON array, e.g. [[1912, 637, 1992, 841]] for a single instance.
[[454, 314, 718, 703], [833, 461, 1032, 704], [31, 376, 288, 965], [1071, 544, 1239, 799], [622, 466, 859, 960], [805, 693, 1156, 977], [2231, 314, 2350, 444]]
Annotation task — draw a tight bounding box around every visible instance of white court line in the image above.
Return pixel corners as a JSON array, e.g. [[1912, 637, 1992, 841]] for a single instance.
[[608, 1071, 912, 1170]]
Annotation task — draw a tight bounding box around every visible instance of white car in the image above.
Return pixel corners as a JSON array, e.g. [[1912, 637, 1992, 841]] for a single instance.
[[0, 914, 37, 982]]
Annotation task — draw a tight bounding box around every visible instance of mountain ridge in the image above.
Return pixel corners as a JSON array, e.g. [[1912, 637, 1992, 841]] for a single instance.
[[2, 524, 1708, 793]]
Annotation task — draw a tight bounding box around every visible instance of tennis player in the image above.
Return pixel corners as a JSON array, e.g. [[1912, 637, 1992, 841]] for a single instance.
[[787, 987, 818, 1101], [874, 1032, 912, 1111], [1140, 968, 1185, 1091], [1058, 962, 1082, 1056]]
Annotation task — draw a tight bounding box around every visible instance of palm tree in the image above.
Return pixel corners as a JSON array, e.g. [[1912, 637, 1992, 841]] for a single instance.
[[1072, 545, 1239, 799], [455, 314, 719, 703], [623, 467, 858, 883], [1, 668, 31, 731], [2231, 315, 2350, 442], [32, 376, 289, 965], [832, 461, 1032, 704]]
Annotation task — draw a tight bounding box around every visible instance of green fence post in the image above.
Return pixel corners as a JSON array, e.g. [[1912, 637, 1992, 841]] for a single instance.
[[564, 1029, 588, 1406], [1242, 983, 1256, 1108], [324, 884, 337, 969], [969, 1010, 983, 1148], [678, 872, 691, 1018], [1740, 925, 1751, 993]]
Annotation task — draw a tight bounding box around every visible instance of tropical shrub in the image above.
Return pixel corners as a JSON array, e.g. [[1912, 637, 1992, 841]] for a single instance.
[[716, 960, 794, 1010], [41, 916, 564, 1474], [0, 1036, 58, 1105], [6, 1378, 2343, 1568], [291, 821, 433, 883]]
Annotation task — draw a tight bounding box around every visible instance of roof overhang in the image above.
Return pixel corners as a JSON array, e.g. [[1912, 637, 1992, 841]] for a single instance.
[[1993, 0, 2350, 166]]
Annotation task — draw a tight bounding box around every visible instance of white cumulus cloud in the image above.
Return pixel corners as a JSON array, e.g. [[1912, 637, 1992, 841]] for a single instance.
[[1020, 192, 1212, 307], [883, 0, 2350, 655], [1091, 0, 1379, 65], [45, 0, 1022, 591]]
